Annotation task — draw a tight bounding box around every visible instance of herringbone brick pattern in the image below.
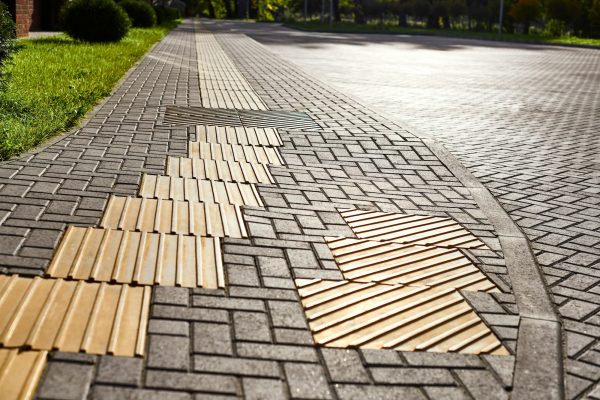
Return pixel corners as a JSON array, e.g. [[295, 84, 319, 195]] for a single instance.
[[0, 20, 523, 399], [248, 28, 600, 398]]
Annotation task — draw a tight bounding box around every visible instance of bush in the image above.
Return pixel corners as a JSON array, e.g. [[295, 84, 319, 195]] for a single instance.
[[544, 18, 565, 36], [0, 2, 16, 90], [119, 0, 156, 27], [155, 6, 181, 24], [61, 0, 131, 42]]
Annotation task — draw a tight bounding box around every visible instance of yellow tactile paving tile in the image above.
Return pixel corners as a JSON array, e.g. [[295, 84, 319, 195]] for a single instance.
[[196, 125, 282, 146], [325, 237, 498, 292], [188, 142, 284, 165], [0, 276, 150, 356], [101, 196, 247, 238], [139, 174, 264, 207], [0, 349, 47, 400], [339, 208, 487, 249], [166, 157, 274, 184], [296, 279, 508, 356], [47, 227, 225, 289]]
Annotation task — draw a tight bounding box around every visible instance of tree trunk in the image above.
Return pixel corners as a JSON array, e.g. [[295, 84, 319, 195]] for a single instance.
[[443, 15, 450, 29], [353, 0, 365, 24], [426, 14, 437, 28], [398, 12, 408, 27], [333, 0, 341, 21], [208, 0, 216, 18]]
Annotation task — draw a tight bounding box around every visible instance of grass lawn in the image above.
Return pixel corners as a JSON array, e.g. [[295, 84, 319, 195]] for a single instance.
[[0, 20, 180, 160], [287, 21, 600, 48]]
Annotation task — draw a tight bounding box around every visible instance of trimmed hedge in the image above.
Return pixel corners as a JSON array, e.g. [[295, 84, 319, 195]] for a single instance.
[[61, 0, 131, 42], [119, 0, 157, 28]]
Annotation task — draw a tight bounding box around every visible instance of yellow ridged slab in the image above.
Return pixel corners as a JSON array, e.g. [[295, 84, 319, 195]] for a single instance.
[[139, 174, 264, 207], [0, 276, 150, 356], [188, 142, 284, 165], [101, 196, 247, 238], [47, 227, 225, 289], [296, 279, 508, 356], [339, 208, 487, 249], [196, 125, 282, 146], [166, 157, 274, 184], [0, 349, 47, 400], [325, 237, 498, 292]]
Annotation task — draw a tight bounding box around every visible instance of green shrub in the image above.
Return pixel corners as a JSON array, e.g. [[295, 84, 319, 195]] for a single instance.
[[119, 0, 156, 27], [544, 18, 565, 36], [0, 2, 17, 89], [61, 0, 131, 42], [155, 6, 181, 24]]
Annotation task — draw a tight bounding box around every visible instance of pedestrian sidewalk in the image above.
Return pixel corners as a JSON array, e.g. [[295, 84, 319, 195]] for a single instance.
[[0, 19, 561, 400]]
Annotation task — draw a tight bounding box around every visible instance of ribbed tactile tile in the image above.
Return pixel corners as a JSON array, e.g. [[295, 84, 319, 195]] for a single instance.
[[139, 174, 264, 207], [325, 237, 498, 292], [0, 349, 47, 400], [167, 157, 274, 184], [101, 196, 247, 238], [162, 106, 321, 130], [339, 208, 487, 249], [188, 142, 284, 165], [0, 276, 150, 356], [47, 227, 224, 289], [296, 279, 508, 355], [196, 125, 282, 146]]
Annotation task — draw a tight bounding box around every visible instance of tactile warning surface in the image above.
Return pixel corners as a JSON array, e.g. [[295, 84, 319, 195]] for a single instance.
[[325, 237, 498, 292], [167, 157, 274, 184], [296, 279, 507, 355], [162, 106, 321, 130], [0, 276, 150, 356], [0, 349, 47, 400], [47, 227, 224, 288], [339, 208, 487, 249], [101, 196, 247, 238], [188, 142, 284, 165], [196, 125, 282, 146], [139, 174, 264, 206]]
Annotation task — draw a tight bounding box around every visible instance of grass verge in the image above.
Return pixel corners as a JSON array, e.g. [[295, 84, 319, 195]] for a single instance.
[[287, 21, 600, 48], [0, 20, 180, 160]]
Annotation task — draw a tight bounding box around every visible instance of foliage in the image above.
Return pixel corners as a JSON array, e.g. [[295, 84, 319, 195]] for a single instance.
[[509, 0, 542, 33], [544, 18, 565, 36], [0, 21, 178, 160], [61, 0, 131, 42], [155, 6, 182, 23], [0, 2, 17, 90], [120, 0, 158, 27]]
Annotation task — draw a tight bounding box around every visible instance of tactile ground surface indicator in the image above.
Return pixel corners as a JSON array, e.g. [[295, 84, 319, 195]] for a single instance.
[[0, 349, 47, 400], [47, 228, 224, 288], [325, 236, 497, 291], [340, 208, 487, 249], [166, 157, 275, 183], [0, 276, 150, 356], [296, 279, 507, 355]]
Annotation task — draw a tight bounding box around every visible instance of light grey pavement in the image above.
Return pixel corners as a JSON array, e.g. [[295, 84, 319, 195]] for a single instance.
[[211, 20, 600, 398]]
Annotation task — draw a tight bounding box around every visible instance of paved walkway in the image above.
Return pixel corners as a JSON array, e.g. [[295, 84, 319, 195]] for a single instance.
[[0, 19, 579, 399]]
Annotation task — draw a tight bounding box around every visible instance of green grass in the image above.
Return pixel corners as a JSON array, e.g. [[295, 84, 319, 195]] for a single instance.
[[0, 20, 180, 160], [287, 21, 600, 48]]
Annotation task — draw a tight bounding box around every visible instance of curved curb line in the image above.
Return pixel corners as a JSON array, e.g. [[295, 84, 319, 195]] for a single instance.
[[421, 136, 564, 400], [214, 26, 565, 400]]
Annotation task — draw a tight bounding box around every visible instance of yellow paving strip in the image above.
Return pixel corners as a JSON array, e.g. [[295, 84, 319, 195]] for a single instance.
[[0, 349, 47, 400], [139, 174, 264, 206], [196, 125, 283, 146], [101, 196, 247, 238], [0, 276, 150, 356], [47, 227, 224, 289], [188, 142, 284, 165], [166, 157, 274, 184], [325, 236, 498, 292], [339, 208, 487, 249], [295, 279, 508, 356]]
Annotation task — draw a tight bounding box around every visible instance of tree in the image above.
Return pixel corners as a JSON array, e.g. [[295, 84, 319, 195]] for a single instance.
[[509, 0, 542, 33], [546, 0, 579, 24]]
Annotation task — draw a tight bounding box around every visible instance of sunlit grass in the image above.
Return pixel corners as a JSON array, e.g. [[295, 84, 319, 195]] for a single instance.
[[0, 20, 179, 160]]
